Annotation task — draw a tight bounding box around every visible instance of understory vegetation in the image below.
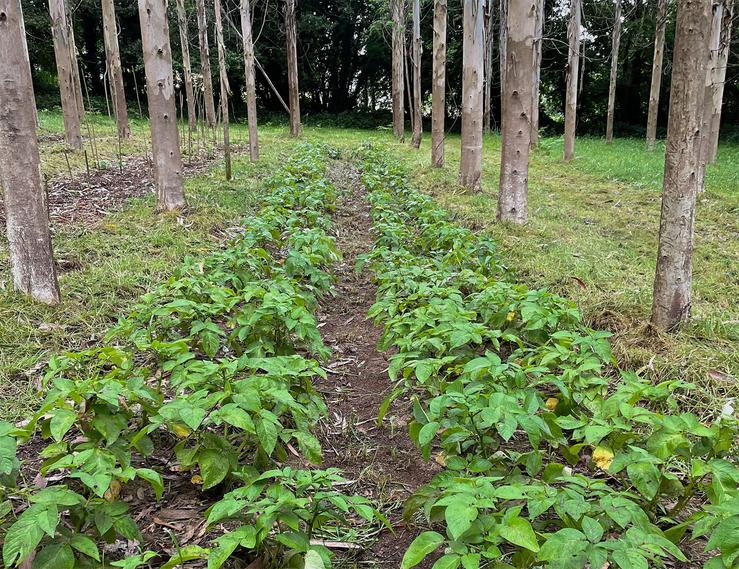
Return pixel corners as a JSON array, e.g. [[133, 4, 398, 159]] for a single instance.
[[358, 146, 738, 568]]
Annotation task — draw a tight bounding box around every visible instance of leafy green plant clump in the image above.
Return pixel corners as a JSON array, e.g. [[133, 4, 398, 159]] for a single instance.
[[0, 144, 384, 569], [356, 145, 739, 569]]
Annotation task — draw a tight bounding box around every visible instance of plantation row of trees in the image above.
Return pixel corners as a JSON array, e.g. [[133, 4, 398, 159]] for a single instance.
[[0, 0, 733, 335]]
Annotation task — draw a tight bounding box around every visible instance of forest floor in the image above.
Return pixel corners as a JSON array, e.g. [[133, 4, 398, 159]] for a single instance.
[[0, 114, 736, 567]]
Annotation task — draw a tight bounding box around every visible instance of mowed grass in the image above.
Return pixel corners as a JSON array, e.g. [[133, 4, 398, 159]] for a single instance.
[[0, 114, 304, 420], [1, 113, 737, 421]]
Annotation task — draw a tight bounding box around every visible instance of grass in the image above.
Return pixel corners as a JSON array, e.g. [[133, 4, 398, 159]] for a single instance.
[[1, 112, 737, 421]]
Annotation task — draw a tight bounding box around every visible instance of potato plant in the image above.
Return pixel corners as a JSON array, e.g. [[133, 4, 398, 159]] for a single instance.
[[0, 145, 382, 569], [357, 146, 739, 569]]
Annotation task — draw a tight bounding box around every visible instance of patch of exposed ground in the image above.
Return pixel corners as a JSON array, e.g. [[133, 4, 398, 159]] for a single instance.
[[314, 161, 441, 568]]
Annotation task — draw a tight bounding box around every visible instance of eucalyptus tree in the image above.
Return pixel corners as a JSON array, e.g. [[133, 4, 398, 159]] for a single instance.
[[0, 0, 60, 304], [241, 0, 259, 160], [196, 0, 217, 128], [101, 0, 130, 138], [651, 0, 711, 331], [214, 0, 231, 179], [285, 0, 301, 136], [175, 0, 197, 133], [459, 0, 484, 191], [707, 0, 734, 163], [563, 0, 581, 160], [498, 0, 535, 223], [138, 0, 186, 211], [49, 0, 82, 149], [605, 0, 622, 143], [410, 0, 422, 148], [646, 0, 669, 150], [431, 0, 447, 166], [392, 0, 406, 139]]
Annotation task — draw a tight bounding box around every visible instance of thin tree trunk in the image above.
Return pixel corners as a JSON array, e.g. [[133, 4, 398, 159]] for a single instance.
[[175, 0, 197, 133], [195, 0, 217, 128], [101, 0, 130, 138], [499, 0, 506, 105], [605, 0, 622, 143], [410, 0, 422, 148], [0, 0, 61, 305], [392, 0, 406, 139], [459, 0, 485, 191], [531, 0, 543, 146], [646, 0, 668, 150], [431, 0, 447, 167], [241, 0, 259, 160], [498, 0, 535, 223], [138, 0, 186, 211], [214, 0, 231, 180], [651, 0, 711, 331], [285, 0, 301, 137], [563, 0, 580, 160], [49, 0, 82, 150], [483, 0, 493, 134], [19, 1, 39, 128], [697, 0, 723, 191], [65, 3, 85, 122], [707, 0, 734, 163]]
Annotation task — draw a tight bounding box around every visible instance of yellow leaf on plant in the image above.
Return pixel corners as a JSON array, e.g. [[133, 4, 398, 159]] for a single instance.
[[506, 311, 516, 322], [191, 474, 204, 485], [593, 446, 614, 470], [434, 452, 447, 467], [104, 480, 122, 502], [171, 423, 191, 438], [545, 398, 559, 411]]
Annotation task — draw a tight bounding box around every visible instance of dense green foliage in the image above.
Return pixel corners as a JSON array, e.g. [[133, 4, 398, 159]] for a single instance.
[[20, 0, 739, 135], [357, 146, 739, 569], [0, 145, 383, 568]]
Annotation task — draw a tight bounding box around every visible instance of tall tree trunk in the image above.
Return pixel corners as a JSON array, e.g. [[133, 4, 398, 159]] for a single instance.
[[285, 0, 301, 137], [605, 0, 622, 143], [138, 0, 186, 211], [646, 0, 668, 150], [410, 0, 422, 148], [0, 0, 60, 305], [483, 0, 493, 134], [651, 0, 711, 331], [49, 0, 82, 150], [697, 0, 723, 191], [498, 0, 535, 223], [707, 0, 733, 163], [175, 0, 197, 133], [214, 0, 231, 180], [65, 3, 84, 122], [499, 0, 506, 105], [195, 0, 217, 128], [530, 0, 543, 146], [563, 0, 581, 160], [241, 0, 259, 160], [431, 0, 447, 167], [459, 0, 485, 191], [101, 0, 130, 138], [392, 0, 405, 139]]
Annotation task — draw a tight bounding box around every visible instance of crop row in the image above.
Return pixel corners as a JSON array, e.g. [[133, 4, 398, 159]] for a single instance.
[[0, 144, 382, 569], [357, 145, 738, 569]]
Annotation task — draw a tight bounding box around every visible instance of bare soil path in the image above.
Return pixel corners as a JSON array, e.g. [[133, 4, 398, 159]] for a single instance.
[[314, 161, 441, 567]]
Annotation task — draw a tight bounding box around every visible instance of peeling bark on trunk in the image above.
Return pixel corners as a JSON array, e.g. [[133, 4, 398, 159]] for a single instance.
[[65, 3, 84, 122], [410, 0, 422, 148], [697, 0, 722, 190], [49, 0, 82, 150], [459, 0, 484, 191], [531, 0, 543, 147], [138, 0, 186, 211], [285, 0, 301, 137], [392, 0, 405, 139], [431, 0, 447, 167], [498, 0, 535, 224], [175, 0, 197, 133], [241, 0, 259, 160], [195, 0, 217, 128], [101, 0, 130, 138], [707, 0, 733, 163], [483, 0, 493, 134], [605, 0, 621, 143], [563, 0, 580, 160], [214, 0, 230, 180], [646, 0, 668, 150], [651, 0, 711, 331], [0, 0, 61, 304]]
